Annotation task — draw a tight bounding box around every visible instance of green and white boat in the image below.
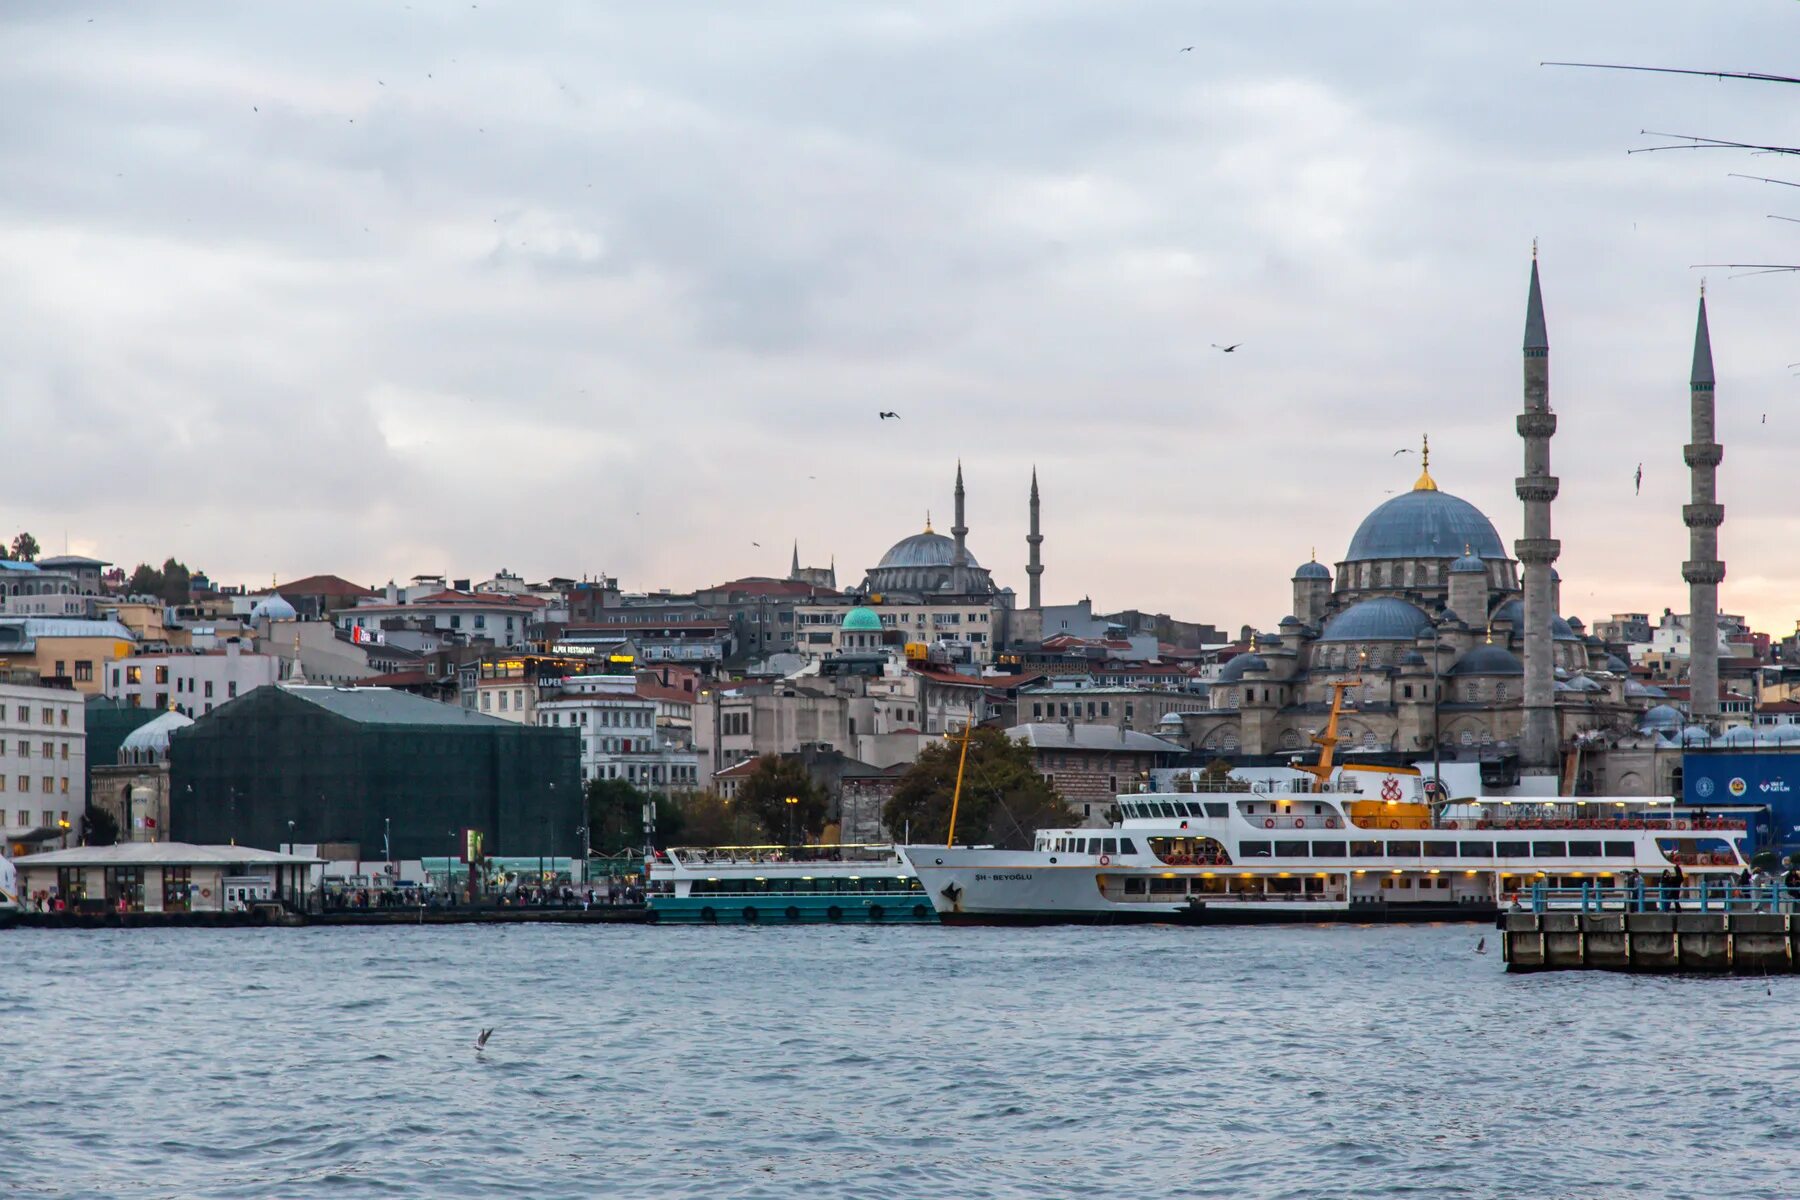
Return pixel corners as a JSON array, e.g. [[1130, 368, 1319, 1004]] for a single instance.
[[647, 843, 935, 924]]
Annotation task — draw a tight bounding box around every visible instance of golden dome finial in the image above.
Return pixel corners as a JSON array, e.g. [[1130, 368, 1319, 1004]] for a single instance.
[[924, 510, 933, 533], [1412, 433, 1437, 492]]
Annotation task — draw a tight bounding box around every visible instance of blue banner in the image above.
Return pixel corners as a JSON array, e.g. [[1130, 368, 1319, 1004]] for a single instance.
[[1682, 752, 1800, 847]]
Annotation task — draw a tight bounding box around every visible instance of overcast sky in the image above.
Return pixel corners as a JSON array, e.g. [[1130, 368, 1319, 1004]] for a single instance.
[[5, 2, 1798, 632]]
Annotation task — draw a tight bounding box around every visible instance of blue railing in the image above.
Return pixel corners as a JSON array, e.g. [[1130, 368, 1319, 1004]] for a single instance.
[[1526, 880, 1798, 914]]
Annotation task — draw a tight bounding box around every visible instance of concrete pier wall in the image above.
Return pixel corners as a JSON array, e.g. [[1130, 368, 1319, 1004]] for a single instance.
[[1505, 911, 1800, 973]]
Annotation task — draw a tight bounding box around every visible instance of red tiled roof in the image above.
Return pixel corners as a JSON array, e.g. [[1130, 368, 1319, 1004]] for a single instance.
[[359, 670, 432, 687], [704, 577, 840, 599], [1757, 700, 1800, 714], [273, 574, 377, 599], [635, 681, 695, 704]]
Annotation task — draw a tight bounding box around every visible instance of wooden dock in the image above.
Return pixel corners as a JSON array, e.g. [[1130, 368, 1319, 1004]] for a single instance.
[[1503, 910, 1798, 974]]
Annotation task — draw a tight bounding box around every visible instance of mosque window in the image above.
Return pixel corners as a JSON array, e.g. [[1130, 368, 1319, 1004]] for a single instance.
[[1361, 731, 1376, 749], [1459, 730, 1475, 746], [1495, 683, 1507, 702]]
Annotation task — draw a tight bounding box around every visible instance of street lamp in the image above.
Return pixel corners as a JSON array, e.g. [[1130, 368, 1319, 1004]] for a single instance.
[[784, 795, 799, 847]]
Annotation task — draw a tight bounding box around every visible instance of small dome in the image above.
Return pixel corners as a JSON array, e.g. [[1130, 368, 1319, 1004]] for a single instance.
[[120, 709, 195, 758], [1318, 597, 1434, 642], [1681, 725, 1713, 742], [1278, 615, 1302, 628], [1716, 726, 1759, 747], [1217, 653, 1269, 682], [1450, 552, 1486, 575], [1771, 725, 1800, 744], [1398, 650, 1426, 667], [1158, 712, 1185, 726], [1294, 560, 1331, 581], [1605, 653, 1632, 673], [251, 593, 297, 621], [1639, 704, 1683, 730], [840, 606, 884, 633], [1447, 644, 1524, 676], [1567, 675, 1605, 693], [1343, 489, 1506, 563], [1623, 679, 1662, 699], [1490, 599, 1580, 642]]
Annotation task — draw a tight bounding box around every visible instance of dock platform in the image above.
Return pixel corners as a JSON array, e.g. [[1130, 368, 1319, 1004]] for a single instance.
[[1503, 910, 1799, 974]]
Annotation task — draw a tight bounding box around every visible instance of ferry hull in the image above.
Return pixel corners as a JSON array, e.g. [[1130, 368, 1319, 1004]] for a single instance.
[[649, 894, 937, 924], [936, 901, 1499, 927]]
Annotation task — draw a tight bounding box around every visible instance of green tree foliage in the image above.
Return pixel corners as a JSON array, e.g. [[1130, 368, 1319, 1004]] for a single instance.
[[8, 532, 36, 562], [735, 755, 828, 844], [884, 727, 1075, 850], [124, 558, 195, 605], [1199, 758, 1251, 792], [585, 777, 651, 852], [82, 805, 119, 847], [668, 790, 766, 847], [127, 563, 164, 597]]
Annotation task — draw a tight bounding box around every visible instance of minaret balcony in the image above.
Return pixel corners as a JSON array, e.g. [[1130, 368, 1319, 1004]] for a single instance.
[[1513, 537, 1561, 565], [1682, 502, 1724, 528], [1516, 412, 1557, 438], [1681, 560, 1727, 585], [1683, 443, 1723, 468], [1513, 478, 1560, 503]]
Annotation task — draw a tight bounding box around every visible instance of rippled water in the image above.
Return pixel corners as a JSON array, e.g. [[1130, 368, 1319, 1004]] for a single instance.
[[4, 923, 1798, 1198]]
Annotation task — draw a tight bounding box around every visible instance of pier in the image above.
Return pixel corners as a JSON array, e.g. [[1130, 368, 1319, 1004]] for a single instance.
[[1503, 884, 1800, 973]]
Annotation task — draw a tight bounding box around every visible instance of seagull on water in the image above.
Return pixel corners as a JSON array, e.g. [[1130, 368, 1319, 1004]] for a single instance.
[[1475, 937, 1487, 955], [476, 1028, 494, 1050]]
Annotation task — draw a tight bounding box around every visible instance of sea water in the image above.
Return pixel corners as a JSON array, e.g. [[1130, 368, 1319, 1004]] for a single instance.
[[4, 923, 1797, 1199]]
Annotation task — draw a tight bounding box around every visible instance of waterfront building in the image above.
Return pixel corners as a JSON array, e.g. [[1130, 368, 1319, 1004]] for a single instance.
[[535, 674, 700, 791], [1005, 722, 1182, 826], [0, 616, 137, 695], [0, 674, 86, 857], [170, 684, 580, 860], [337, 589, 542, 650], [11, 841, 320, 913]]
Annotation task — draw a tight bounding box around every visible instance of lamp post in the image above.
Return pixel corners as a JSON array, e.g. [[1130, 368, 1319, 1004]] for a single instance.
[[1430, 622, 1446, 814], [784, 794, 799, 848], [578, 824, 590, 885]]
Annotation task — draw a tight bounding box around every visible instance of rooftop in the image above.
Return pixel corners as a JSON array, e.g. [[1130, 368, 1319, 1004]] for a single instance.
[[14, 842, 323, 868], [1007, 723, 1182, 754], [278, 685, 521, 727]]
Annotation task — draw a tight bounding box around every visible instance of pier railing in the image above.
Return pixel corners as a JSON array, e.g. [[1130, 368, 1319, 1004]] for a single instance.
[[1527, 880, 1797, 914]]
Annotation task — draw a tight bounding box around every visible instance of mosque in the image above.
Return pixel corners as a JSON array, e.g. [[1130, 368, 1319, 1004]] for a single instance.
[[1177, 256, 1713, 792]]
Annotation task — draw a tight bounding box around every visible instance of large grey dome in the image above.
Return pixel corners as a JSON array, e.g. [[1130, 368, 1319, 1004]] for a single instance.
[[251, 593, 297, 621], [1344, 489, 1506, 563], [1318, 597, 1434, 642], [1217, 653, 1269, 682], [877, 531, 977, 570], [1293, 560, 1331, 580]]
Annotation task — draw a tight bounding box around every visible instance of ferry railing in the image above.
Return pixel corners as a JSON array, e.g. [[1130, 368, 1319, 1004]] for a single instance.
[[1525, 880, 1800, 914], [1471, 817, 1744, 833], [1243, 814, 1347, 831]]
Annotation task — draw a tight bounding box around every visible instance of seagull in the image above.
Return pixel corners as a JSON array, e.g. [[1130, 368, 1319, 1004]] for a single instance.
[[1211, 343, 1241, 352], [1634, 463, 1642, 495], [253, 106, 258, 112], [878, 411, 900, 420], [1179, 46, 1194, 52], [475, 1028, 493, 1050], [1475, 936, 1487, 955], [1392, 447, 1413, 456]]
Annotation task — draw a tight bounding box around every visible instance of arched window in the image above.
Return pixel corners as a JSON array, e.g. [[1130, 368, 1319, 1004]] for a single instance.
[[1361, 730, 1376, 750], [1279, 729, 1300, 750]]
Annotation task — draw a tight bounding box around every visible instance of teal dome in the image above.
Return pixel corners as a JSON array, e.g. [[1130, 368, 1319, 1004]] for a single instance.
[[841, 606, 883, 633]]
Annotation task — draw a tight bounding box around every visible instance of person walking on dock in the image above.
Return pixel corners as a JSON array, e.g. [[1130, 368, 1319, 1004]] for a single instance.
[[1624, 868, 1642, 912]]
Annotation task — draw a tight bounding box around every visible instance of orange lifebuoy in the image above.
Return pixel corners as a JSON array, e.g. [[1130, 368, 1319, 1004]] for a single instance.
[[1264, 818, 1275, 829], [1294, 818, 1305, 829], [1099, 854, 1111, 866], [201, 888, 212, 899], [1389, 820, 1400, 830], [1324, 817, 1338, 829]]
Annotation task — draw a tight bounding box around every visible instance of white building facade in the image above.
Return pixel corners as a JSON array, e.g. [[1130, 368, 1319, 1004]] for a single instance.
[[536, 675, 700, 792], [102, 643, 281, 717], [0, 679, 87, 857]]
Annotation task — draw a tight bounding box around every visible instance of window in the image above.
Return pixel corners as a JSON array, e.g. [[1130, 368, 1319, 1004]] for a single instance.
[[1603, 841, 1635, 858], [125, 668, 142, 686], [59, 709, 68, 727], [1424, 841, 1458, 857], [1495, 841, 1529, 857], [1239, 840, 1273, 858], [1458, 841, 1493, 857], [154, 666, 169, 685], [14, 706, 24, 722], [204, 681, 213, 698], [480, 692, 491, 711], [16, 777, 25, 794], [75, 661, 92, 683], [1273, 840, 1309, 857], [1388, 840, 1422, 857], [1532, 842, 1567, 858], [228, 682, 238, 698], [60, 744, 67, 761], [474, 615, 486, 630], [41, 743, 52, 760], [53, 661, 65, 678], [41, 778, 52, 794], [1311, 840, 1347, 856], [1350, 841, 1385, 858], [1567, 840, 1602, 857], [17, 742, 27, 758]]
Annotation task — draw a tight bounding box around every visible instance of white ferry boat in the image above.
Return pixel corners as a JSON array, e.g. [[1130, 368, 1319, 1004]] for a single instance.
[[902, 774, 1755, 925], [647, 843, 934, 924]]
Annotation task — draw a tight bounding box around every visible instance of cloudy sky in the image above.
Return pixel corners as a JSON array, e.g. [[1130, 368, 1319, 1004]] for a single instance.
[[4, 1, 1798, 632]]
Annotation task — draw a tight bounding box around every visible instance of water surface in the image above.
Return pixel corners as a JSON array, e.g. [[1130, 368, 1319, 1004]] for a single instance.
[[4, 923, 1795, 1199]]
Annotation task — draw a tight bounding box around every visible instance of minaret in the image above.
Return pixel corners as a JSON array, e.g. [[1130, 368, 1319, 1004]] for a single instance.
[[790, 541, 800, 581], [1515, 250, 1560, 776], [1684, 289, 1723, 725], [950, 461, 969, 594], [1026, 467, 1044, 609]]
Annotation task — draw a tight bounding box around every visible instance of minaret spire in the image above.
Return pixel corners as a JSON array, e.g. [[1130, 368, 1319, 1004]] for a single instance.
[[1412, 433, 1437, 491], [951, 460, 969, 579], [1684, 290, 1724, 725], [790, 540, 800, 580], [1026, 466, 1044, 609], [1515, 252, 1561, 778]]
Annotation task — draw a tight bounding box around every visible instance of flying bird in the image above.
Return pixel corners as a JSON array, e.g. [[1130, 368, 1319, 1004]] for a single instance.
[[1392, 448, 1413, 456], [1179, 46, 1194, 52], [752, 542, 761, 547], [878, 411, 900, 420], [1634, 463, 1642, 495], [475, 1028, 493, 1050], [1211, 343, 1242, 353]]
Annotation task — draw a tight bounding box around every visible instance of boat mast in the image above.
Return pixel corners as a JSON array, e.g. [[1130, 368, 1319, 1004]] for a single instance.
[[1295, 679, 1361, 791], [945, 717, 976, 847]]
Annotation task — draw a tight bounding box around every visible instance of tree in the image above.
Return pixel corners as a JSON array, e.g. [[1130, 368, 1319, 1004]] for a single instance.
[[668, 790, 766, 847], [82, 805, 119, 847], [10, 532, 38, 562], [884, 726, 1076, 850], [126, 563, 164, 597], [735, 755, 828, 844], [158, 557, 192, 605], [585, 777, 652, 853], [1198, 758, 1252, 792]]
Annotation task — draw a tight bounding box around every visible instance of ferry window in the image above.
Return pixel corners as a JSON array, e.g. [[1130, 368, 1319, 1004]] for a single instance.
[[1273, 840, 1309, 857], [1424, 840, 1459, 857], [1603, 841, 1635, 857], [1311, 840, 1347, 856], [1181, 802, 1202, 817], [1495, 841, 1529, 857], [1532, 841, 1567, 857], [1124, 878, 1147, 895], [1459, 841, 1493, 856], [1239, 840, 1273, 858], [1205, 803, 1229, 818], [1567, 840, 1602, 857], [1117, 839, 1136, 854], [1388, 841, 1421, 857], [1350, 841, 1384, 858], [1156, 803, 1178, 818], [1103, 839, 1119, 854]]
